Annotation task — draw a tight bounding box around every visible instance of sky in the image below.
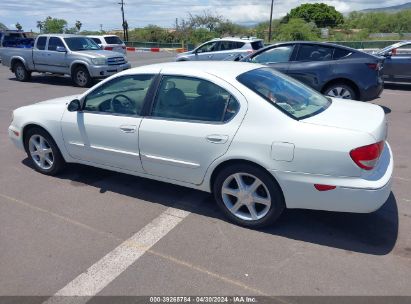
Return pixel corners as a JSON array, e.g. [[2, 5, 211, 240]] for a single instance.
[[0, 0, 410, 32]]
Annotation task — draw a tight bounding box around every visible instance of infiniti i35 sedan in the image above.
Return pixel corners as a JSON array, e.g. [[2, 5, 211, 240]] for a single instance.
[[8, 62, 393, 227]]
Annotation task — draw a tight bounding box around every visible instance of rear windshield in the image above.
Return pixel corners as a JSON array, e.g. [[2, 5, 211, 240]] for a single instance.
[[251, 40, 264, 50], [104, 36, 123, 44], [237, 68, 331, 120], [64, 37, 100, 51]]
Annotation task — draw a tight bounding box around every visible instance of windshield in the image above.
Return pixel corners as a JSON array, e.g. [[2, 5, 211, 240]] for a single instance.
[[237, 68, 331, 120], [64, 37, 100, 51]]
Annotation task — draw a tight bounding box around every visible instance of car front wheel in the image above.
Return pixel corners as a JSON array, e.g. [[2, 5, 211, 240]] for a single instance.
[[213, 164, 285, 228], [24, 127, 65, 175], [72, 66, 92, 87]]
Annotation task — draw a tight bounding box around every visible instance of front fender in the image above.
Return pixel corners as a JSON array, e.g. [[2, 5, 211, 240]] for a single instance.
[[69, 60, 91, 74]]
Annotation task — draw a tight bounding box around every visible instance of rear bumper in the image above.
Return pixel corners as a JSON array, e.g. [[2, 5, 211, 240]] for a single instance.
[[271, 142, 393, 213], [89, 63, 131, 78], [360, 78, 384, 101]]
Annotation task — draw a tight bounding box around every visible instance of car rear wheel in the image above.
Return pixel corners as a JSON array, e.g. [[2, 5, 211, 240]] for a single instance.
[[72, 66, 92, 87], [213, 164, 285, 228], [24, 127, 65, 175], [324, 83, 357, 100], [14, 62, 31, 82]]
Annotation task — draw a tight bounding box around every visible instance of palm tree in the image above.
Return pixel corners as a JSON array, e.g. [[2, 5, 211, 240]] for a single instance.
[[75, 20, 82, 33], [36, 21, 43, 33], [15, 22, 22, 31]]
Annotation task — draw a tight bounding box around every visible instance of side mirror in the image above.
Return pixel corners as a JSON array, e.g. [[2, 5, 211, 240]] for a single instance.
[[68, 99, 81, 112], [56, 46, 67, 52], [384, 51, 392, 58]]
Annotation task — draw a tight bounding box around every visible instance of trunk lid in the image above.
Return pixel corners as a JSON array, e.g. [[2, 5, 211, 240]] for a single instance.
[[302, 98, 387, 142]]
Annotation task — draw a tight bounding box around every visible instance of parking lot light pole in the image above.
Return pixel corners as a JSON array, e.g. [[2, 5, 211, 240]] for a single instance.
[[268, 0, 274, 42]]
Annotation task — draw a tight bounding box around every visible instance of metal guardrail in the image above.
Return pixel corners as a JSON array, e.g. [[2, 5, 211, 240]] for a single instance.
[[327, 40, 401, 49], [125, 41, 195, 50]]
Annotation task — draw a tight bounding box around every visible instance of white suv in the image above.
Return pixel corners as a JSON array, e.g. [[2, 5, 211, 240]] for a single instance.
[[176, 37, 264, 61], [88, 35, 126, 55]]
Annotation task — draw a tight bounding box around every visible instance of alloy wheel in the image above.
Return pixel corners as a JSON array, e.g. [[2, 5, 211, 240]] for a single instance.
[[28, 134, 54, 170], [221, 173, 271, 221], [326, 86, 352, 99]]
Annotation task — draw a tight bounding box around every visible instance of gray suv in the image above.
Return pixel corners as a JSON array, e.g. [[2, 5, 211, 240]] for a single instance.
[[176, 37, 264, 61]]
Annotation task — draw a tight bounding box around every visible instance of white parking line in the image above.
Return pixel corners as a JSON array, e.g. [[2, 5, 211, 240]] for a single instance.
[[43, 207, 190, 304]]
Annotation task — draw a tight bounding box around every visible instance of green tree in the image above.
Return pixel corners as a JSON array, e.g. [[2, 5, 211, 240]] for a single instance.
[[276, 18, 319, 41], [286, 3, 344, 28], [42, 16, 67, 34], [15, 22, 22, 31]]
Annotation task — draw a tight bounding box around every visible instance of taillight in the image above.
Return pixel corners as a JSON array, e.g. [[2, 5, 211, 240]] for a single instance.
[[104, 46, 113, 51], [366, 63, 381, 70], [350, 141, 384, 170]]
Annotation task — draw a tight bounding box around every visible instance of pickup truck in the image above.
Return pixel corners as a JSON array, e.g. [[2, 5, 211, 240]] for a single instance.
[[0, 34, 131, 87]]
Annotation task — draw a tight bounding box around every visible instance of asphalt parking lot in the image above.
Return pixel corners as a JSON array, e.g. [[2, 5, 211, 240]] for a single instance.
[[0, 52, 411, 301]]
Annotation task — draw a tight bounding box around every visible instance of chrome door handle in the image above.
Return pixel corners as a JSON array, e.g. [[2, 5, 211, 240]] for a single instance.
[[206, 135, 228, 144], [120, 125, 136, 133]]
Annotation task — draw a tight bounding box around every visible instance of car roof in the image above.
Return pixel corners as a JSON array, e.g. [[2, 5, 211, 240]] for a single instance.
[[270, 41, 357, 51], [211, 37, 263, 42], [120, 61, 263, 79], [88, 35, 120, 38], [37, 34, 84, 38]]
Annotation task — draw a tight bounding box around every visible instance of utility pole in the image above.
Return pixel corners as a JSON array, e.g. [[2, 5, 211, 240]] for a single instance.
[[268, 0, 274, 42], [118, 0, 128, 41], [100, 24, 103, 32]]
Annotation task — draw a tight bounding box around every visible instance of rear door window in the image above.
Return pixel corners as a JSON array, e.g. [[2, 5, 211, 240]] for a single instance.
[[36, 36, 47, 50], [152, 76, 239, 123], [296, 44, 333, 61]]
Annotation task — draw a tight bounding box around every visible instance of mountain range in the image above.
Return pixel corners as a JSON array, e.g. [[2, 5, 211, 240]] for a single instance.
[[360, 2, 411, 12]]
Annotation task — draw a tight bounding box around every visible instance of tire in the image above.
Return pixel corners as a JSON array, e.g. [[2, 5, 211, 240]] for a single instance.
[[72, 66, 92, 87], [213, 163, 285, 228], [324, 83, 357, 100], [14, 61, 31, 82], [24, 127, 65, 175]]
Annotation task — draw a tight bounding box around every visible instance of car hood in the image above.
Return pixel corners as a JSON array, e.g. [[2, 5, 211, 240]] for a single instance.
[[72, 50, 123, 59], [302, 98, 387, 142], [177, 50, 193, 57], [37, 94, 80, 105]]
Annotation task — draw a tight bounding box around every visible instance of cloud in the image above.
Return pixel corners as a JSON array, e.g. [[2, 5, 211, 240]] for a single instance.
[[0, 0, 409, 31]]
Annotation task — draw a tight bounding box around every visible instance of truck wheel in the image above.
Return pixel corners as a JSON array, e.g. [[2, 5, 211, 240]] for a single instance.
[[72, 66, 92, 87], [14, 62, 31, 82]]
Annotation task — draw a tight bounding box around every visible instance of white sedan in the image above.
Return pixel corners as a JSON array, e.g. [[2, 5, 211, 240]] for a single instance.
[[8, 62, 393, 227]]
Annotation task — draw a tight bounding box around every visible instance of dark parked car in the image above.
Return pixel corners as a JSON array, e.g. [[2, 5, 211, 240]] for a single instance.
[[374, 41, 411, 83], [240, 42, 384, 101]]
